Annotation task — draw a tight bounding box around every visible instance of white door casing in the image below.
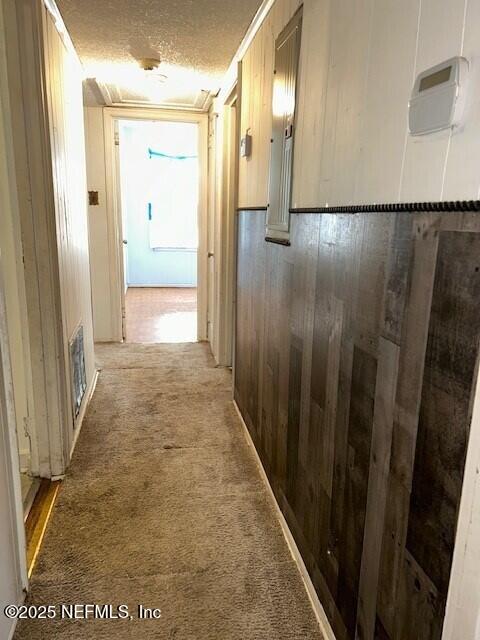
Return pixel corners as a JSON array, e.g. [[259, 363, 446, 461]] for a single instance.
[[103, 107, 209, 342]]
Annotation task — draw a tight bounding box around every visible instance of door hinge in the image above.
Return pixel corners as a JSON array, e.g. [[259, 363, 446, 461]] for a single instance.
[[114, 131, 120, 146]]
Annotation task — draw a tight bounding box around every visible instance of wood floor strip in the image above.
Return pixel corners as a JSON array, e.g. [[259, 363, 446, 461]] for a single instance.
[[25, 479, 61, 578]]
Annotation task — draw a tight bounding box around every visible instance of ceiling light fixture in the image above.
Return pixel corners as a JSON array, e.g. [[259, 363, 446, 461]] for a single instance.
[[139, 57, 167, 85], [140, 58, 161, 71]]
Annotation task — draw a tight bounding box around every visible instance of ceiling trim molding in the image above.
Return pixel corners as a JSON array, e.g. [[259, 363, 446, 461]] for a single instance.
[[84, 78, 111, 105], [233, 0, 275, 62], [108, 102, 208, 113], [104, 100, 208, 114], [103, 106, 209, 122], [42, 0, 80, 63], [96, 82, 113, 106], [84, 77, 213, 111], [216, 0, 275, 104]]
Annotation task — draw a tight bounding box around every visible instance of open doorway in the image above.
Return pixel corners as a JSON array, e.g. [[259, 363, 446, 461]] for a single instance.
[[117, 119, 200, 343]]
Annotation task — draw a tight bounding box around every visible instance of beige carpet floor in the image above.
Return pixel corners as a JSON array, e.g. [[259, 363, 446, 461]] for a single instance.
[[14, 343, 323, 640]]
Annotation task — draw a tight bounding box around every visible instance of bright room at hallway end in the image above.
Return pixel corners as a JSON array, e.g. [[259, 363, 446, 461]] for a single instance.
[[125, 287, 197, 343], [117, 118, 200, 344]]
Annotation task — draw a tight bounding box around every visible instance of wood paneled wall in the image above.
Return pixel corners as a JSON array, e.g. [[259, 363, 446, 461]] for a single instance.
[[235, 208, 480, 640]]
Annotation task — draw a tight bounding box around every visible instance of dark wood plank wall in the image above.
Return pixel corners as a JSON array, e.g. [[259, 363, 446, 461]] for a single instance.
[[234, 209, 480, 640]]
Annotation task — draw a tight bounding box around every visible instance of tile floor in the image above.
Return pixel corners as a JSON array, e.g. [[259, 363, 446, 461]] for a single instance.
[[125, 287, 197, 343]]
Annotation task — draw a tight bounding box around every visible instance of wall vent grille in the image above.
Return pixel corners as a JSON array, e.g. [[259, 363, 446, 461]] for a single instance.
[[69, 325, 87, 419]]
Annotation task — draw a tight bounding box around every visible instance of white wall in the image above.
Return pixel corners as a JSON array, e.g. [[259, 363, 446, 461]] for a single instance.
[[238, 0, 480, 208], [0, 251, 26, 640], [0, 0, 36, 476], [0, 0, 95, 483], [0, 330, 23, 640], [0, 206, 33, 472], [84, 107, 114, 342], [43, 7, 95, 443], [0, 3, 27, 634]]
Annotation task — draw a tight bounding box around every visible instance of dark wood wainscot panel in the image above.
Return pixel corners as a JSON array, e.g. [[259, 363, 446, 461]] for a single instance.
[[235, 208, 480, 640]]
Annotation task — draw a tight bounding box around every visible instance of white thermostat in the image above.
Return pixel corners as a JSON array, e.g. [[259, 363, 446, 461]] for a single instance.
[[409, 56, 469, 135]]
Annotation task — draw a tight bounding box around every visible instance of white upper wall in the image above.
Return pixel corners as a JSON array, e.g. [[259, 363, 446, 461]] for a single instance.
[[84, 107, 113, 342], [238, 0, 480, 208]]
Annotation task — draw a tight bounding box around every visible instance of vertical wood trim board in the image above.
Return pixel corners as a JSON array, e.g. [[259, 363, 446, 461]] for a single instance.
[[234, 208, 480, 640]]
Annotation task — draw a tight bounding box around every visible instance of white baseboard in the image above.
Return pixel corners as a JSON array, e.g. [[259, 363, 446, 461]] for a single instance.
[[70, 369, 99, 460], [233, 400, 336, 640]]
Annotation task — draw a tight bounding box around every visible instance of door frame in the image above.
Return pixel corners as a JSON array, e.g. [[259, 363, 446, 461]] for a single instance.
[[0, 253, 28, 598], [0, 0, 29, 603], [103, 106, 209, 342], [211, 84, 239, 366], [113, 119, 127, 341], [207, 109, 218, 348]]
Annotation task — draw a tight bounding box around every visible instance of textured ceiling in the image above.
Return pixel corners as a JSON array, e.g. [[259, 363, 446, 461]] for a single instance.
[[57, 0, 263, 108]]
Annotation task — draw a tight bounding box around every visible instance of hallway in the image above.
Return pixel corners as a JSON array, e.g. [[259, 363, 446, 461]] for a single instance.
[[3, 0, 480, 637], [13, 342, 322, 639]]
